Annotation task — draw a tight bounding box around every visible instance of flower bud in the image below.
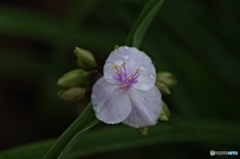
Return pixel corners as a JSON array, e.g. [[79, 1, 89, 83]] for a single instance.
[[114, 45, 119, 49], [58, 87, 86, 102], [156, 72, 177, 87], [74, 47, 97, 69], [155, 82, 171, 96], [57, 69, 89, 87], [159, 101, 170, 121], [136, 127, 149, 135]]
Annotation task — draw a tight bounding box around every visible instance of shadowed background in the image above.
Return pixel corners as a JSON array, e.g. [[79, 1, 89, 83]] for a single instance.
[[0, 0, 239, 158]]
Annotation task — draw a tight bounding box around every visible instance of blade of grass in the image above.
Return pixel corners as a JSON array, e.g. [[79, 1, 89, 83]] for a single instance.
[[125, 0, 165, 47], [42, 103, 99, 159]]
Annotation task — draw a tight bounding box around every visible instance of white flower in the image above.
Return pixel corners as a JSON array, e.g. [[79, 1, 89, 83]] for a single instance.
[[91, 46, 162, 128]]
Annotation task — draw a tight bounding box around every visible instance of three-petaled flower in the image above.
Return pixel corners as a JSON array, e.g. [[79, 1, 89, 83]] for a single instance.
[[91, 46, 162, 128]]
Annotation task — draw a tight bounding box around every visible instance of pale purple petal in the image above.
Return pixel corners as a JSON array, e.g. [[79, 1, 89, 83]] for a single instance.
[[103, 46, 156, 91], [122, 86, 162, 128], [91, 77, 132, 124]]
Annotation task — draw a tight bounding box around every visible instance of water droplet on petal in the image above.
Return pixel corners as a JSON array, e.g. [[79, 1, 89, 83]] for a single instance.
[[123, 46, 129, 50], [149, 91, 152, 95], [115, 58, 123, 65], [140, 83, 149, 90], [124, 54, 129, 59], [150, 74, 154, 79], [94, 105, 101, 113], [105, 62, 111, 66], [140, 65, 145, 70]]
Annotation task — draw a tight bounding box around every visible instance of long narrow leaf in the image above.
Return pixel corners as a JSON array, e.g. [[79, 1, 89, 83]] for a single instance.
[[42, 103, 99, 159], [125, 0, 165, 47], [0, 119, 239, 159]]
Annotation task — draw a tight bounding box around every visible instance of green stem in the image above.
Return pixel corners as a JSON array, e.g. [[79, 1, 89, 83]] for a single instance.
[[42, 103, 99, 159]]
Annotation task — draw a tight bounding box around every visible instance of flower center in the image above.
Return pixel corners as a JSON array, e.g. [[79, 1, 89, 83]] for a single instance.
[[112, 62, 140, 90]]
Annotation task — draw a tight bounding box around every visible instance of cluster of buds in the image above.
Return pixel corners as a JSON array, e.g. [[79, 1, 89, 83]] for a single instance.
[[156, 72, 177, 122], [57, 47, 100, 103]]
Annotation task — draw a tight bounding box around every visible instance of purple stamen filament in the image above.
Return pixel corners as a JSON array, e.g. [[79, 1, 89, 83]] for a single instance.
[[112, 62, 140, 90]]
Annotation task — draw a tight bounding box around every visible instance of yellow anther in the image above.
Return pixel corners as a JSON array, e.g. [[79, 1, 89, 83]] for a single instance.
[[120, 84, 127, 88], [136, 68, 140, 74], [121, 62, 126, 67], [128, 76, 132, 80], [115, 71, 120, 74], [112, 65, 118, 69]]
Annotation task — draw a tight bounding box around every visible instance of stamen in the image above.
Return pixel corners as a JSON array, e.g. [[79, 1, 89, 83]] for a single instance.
[[136, 68, 140, 74], [112, 65, 118, 69], [111, 62, 139, 89], [120, 84, 127, 88]]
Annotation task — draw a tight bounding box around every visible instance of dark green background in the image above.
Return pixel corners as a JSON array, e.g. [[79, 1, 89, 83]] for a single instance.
[[0, 0, 239, 158]]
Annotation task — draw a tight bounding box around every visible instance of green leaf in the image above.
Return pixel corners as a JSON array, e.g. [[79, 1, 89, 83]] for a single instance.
[[42, 103, 99, 159], [0, 119, 239, 159], [68, 119, 240, 158], [125, 0, 165, 48]]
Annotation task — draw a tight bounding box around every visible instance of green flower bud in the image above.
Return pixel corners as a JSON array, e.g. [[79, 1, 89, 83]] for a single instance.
[[58, 87, 86, 103], [114, 45, 119, 49], [136, 127, 149, 136], [159, 115, 169, 121], [156, 72, 177, 87], [159, 101, 170, 121], [57, 69, 89, 87], [74, 47, 97, 69], [156, 82, 171, 96]]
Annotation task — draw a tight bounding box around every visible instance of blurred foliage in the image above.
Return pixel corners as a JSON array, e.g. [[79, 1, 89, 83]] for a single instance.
[[0, 0, 239, 159]]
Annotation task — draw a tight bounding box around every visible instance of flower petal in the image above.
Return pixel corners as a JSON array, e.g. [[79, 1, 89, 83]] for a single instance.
[[91, 77, 132, 124], [104, 46, 156, 91], [123, 86, 162, 128]]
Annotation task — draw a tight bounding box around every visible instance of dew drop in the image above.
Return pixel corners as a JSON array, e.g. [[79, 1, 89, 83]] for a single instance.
[[94, 105, 101, 113], [140, 65, 145, 70], [124, 54, 129, 59], [115, 58, 123, 65], [140, 83, 149, 90], [105, 62, 111, 66], [150, 74, 154, 79], [123, 46, 129, 50]]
